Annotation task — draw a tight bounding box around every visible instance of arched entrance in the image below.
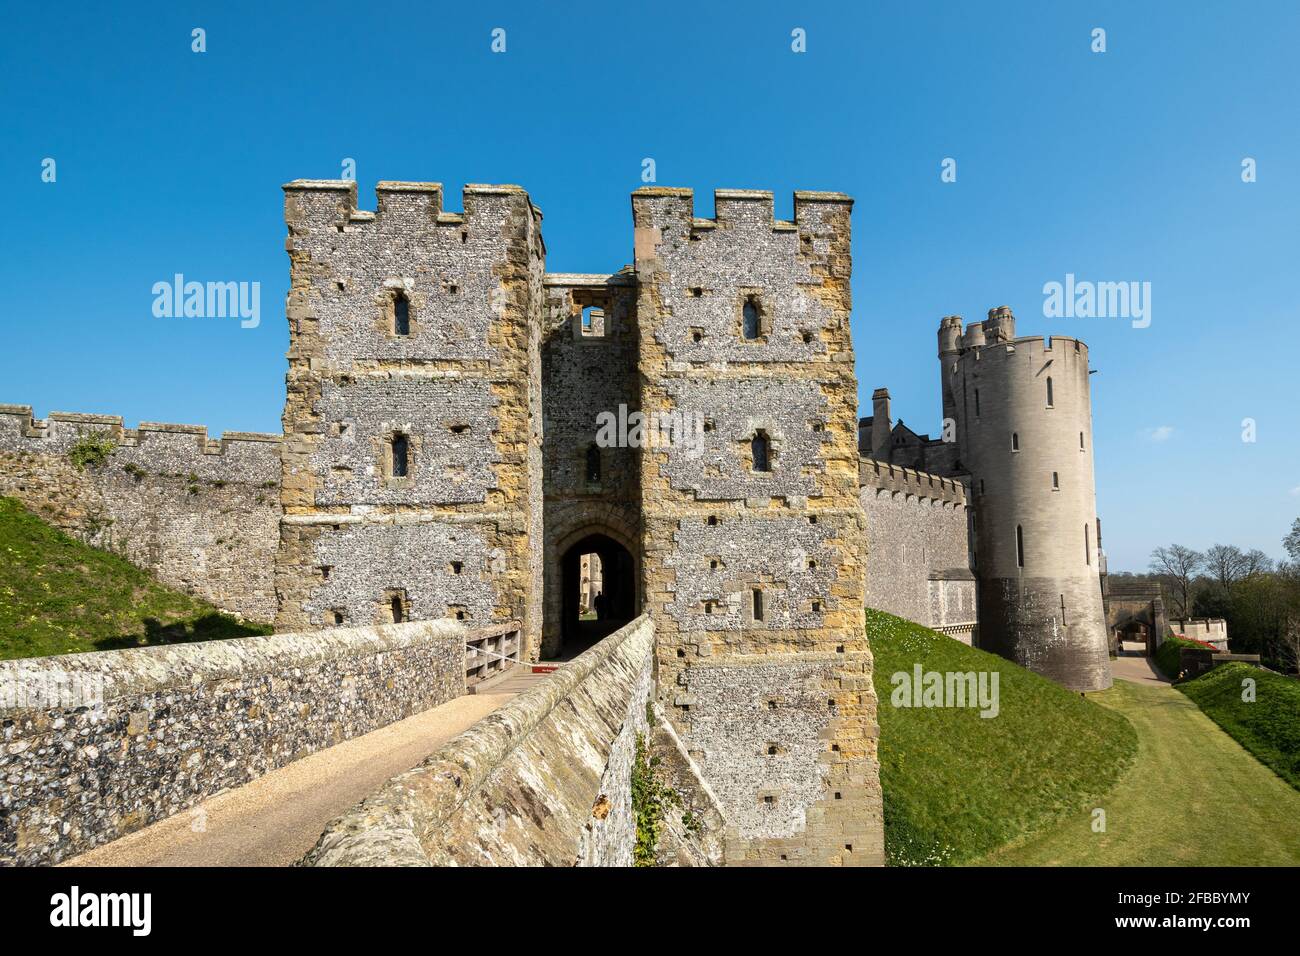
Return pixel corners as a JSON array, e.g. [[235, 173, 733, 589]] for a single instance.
[[560, 532, 637, 657]]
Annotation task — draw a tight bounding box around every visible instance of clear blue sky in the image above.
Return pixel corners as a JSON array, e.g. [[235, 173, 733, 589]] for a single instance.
[[2, 1, 1297, 571]]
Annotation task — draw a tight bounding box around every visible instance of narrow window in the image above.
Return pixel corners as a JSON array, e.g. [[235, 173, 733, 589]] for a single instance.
[[752, 430, 771, 472], [1011, 432, 1019, 452], [585, 444, 601, 483], [974, 388, 981, 417], [392, 433, 409, 478], [742, 298, 760, 340], [1016, 525, 1025, 568], [1046, 376, 1054, 407], [393, 291, 410, 336], [752, 588, 765, 622], [1085, 524, 1091, 565], [1080, 431, 1085, 450], [391, 594, 405, 623], [1052, 471, 1059, 490]]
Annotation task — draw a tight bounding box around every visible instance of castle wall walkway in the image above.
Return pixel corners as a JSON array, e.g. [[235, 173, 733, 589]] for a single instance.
[[62, 691, 518, 867]]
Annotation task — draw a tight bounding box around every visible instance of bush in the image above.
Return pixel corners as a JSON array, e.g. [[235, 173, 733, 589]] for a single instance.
[[67, 432, 117, 471], [1154, 634, 1215, 681]]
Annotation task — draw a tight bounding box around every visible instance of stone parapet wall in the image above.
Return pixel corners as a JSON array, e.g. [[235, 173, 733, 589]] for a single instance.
[[859, 457, 968, 506], [0, 619, 468, 866], [0, 404, 281, 622], [859, 459, 975, 634], [302, 615, 657, 866]]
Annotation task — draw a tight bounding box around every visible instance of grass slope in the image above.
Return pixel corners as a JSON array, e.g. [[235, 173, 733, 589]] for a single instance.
[[982, 679, 1300, 865], [0, 496, 270, 660], [1177, 662, 1300, 791], [867, 608, 1137, 865]]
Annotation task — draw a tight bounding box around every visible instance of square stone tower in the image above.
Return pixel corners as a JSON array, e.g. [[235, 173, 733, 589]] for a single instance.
[[632, 188, 881, 865], [275, 181, 544, 646]]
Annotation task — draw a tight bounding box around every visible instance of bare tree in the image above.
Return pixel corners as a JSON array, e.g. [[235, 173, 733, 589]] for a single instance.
[[1204, 543, 1248, 593], [1242, 548, 1274, 578], [1149, 544, 1203, 618]]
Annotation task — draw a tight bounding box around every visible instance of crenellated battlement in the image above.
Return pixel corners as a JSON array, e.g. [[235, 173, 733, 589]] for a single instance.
[[282, 179, 541, 235], [630, 185, 853, 235], [0, 404, 280, 458], [859, 456, 969, 508]]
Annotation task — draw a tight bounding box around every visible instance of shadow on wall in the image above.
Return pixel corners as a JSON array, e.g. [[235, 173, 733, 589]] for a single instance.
[[96, 614, 272, 653]]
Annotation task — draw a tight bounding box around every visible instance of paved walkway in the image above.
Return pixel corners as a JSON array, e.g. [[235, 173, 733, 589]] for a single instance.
[[65, 692, 515, 867], [1110, 649, 1169, 687]]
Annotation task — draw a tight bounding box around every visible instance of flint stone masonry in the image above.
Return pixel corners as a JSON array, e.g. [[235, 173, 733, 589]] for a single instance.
[[302, 615, 661, 866], [675, 653, 883, 865], [0, 619, 467, 867], [276, 182, 545, 648], [633, 186, 881, 864], [0, 405, 280, 622]]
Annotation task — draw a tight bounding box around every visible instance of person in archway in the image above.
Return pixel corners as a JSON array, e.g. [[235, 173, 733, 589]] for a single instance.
[[593, 590, 606, 621]]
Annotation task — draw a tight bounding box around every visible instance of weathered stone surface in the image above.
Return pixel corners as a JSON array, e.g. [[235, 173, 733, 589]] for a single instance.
[[275, 182, 544, 650], [859, 459, 976, 643], [0, 406, 280, 622], [631, 188, 882, 865], [0, 619, 467, 866], [301, 615, 656, 867]]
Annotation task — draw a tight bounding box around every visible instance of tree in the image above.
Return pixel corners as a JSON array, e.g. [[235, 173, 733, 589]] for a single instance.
[[1284, 518, 1300, 564], [1203, 543, 1248, 593], [1149, 544, 1203, 618], [1242, 548, 1274, 577]]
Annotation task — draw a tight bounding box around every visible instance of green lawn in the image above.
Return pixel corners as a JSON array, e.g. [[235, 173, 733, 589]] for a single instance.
[[866, 608, 1137, 865], [980, 678, 1300, 865], [0, 496, 270, 660], [1177, 662, 1300, 791]]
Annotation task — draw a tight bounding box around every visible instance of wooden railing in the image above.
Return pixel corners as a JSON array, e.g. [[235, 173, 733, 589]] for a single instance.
[[465, 623, 522, 686]]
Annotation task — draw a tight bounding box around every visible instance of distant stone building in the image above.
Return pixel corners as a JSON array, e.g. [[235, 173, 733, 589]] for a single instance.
[[861, 308, 1112, 693], [1170, 618, 1229, 652]]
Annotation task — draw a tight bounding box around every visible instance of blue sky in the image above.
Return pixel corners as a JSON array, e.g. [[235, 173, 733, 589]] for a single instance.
[[1, 1, 1297, 571]]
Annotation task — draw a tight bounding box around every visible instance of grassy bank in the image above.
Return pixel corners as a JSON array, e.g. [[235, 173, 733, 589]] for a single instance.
[[981, 677, 1300, 865], [1177, 661, 1300, 790], [0, 496, 270, 660], [866, 608, 1137, 865]]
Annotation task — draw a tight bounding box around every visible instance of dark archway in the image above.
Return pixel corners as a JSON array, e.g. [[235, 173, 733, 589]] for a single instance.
[[560, 532, 636, 658]]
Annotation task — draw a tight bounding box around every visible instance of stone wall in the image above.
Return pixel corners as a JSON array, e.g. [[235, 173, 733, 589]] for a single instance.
[[0, 619, 467, 866], [302, 615, 662, 866], [859, 458, 976, 642], [540, 273, 642, 656], [276, 181, 545, 652], [631, 187, 882, 865], [1171, 618, 1229, 651], [0, 404, 280, 622]]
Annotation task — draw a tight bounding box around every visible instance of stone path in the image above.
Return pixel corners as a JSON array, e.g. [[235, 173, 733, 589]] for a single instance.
[[64, 691, 515, 867], [1110, 649, 1169, 687]]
